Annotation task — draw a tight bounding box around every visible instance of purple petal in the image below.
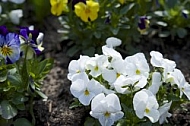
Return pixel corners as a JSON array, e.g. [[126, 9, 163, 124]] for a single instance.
[[0, 26, 8, 35]]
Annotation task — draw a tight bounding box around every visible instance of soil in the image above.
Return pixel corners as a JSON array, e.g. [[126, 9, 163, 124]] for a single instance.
[[26, 16, 190, 126]]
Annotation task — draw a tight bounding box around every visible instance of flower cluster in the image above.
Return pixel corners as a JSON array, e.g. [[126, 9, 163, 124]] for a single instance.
[[68, 37, 190, 125], [49, 0, 190, 58], [0, 26, 44, 64], [50, 0, 99, 22], [0, 25, 53, 125]]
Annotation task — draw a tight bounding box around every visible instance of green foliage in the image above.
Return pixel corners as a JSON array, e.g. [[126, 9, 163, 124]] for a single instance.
[[13, 118, 32, 126], [0, 55, 53, 125], [52, 0, 190, 56]]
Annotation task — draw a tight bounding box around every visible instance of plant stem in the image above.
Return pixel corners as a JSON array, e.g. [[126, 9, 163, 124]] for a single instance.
[[29, 96, 36, 126]]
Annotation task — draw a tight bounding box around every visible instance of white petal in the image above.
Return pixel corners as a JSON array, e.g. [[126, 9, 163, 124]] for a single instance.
[[106, 37, 122, 48], [134, 101, 146, 119], [9, 9, 23, 24], [70, 79, 85, 98], [102, 45, 122, 59], [99, 114, 114, 126], [133, 90, 148, 110], [106, 93, 121, 112], [111, 112, 124, 122], [148, 72, 162, 95], [91, 93, 105, 112], [102, 69, 117, 83], [158, 101, 172, 124], [183, 83, 190, 100], [88, 79, 102, 95], [145, 109, 160, 123], [150, 51, 163, 67], [79, 92, 95, 106]]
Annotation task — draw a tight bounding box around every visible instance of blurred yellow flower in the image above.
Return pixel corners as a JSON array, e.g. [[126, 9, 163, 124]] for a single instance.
[[50, 0, 68, 16], [118, 0, 125, 4], [74, 0, 99, 22]]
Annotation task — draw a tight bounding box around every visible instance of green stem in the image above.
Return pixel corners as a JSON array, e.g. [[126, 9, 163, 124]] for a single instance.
[[29, 96, 35, 126]]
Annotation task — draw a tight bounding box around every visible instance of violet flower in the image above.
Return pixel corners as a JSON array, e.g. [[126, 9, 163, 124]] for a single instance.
[[0, 26, 20, 64], [19, 27, 44, 58]]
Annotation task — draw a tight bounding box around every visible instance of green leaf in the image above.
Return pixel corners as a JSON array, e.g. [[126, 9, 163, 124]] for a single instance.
[[165, 0, 178, 8], [154, 11, 165, 17], [66, 45, 80, 57], [120, 3, 135, 15], [159, 31, 170, 38], [1, 100, 17, 119], [0, 68, 8, 82], [35, 90, 48, 101], [7, 74, 22, 86], [177, 28, 187, 38], [14, 118, 32, 126], [94, 31, 101, 39], [110, 27, 119, 35], [16, 103, 26, 111], [84, 117, 100, 126], [36, 58, 53, 77], [69, 98, 82, 109], [82, 47, 95, 56], [12, 94, 28, 105], [156, 21, 167, 27]]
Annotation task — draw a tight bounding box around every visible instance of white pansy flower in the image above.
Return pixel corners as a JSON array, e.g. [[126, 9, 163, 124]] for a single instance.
[[70, 75, 102, 106], [114, 75, 140, 94], [86, 54, 108, 78], [102, 45, 122, 60], [169, 69, 190, 99], [67, 55, 90, 81], [106, 37, 122, 48], [150, 51, 176, 81], [148, 72, 162, 95], [158, 101, 172, 124], [9, 9, 23, 24], [102, 57, 126, 84], [125, 53, 149, 88], [133, 89, 160, 123], [90, 93, 124, 126]]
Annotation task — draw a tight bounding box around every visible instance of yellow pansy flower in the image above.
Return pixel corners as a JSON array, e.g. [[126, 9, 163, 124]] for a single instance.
[[74, 0, 99, 22], [50, 0, 69, 16]]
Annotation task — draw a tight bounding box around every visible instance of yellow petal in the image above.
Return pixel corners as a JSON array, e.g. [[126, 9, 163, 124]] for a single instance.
[[88, 11, 98, 21], [74, 2, 85, 16], [87, 1, 99, 12], [50, 0, 58, 6], [51, 5, 63, 16]]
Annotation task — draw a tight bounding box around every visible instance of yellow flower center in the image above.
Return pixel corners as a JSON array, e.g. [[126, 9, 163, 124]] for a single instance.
[[84, 89, 90, 96], [104, 111, 110, 117], [1, 45, 13, 56], [76, 70, 81, 73], [94, 66, 99, 71], [136, 69, 141, 75], [145, 108, 150, 114], [85, 7, 91, 14], [182, 87, 185, 91], [116, 73, 120, 78]]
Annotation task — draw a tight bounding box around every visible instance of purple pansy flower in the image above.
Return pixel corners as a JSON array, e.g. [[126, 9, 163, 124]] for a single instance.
[[138, 16, 150, 34], [0, 26, 20, 64], [19, 27, 44, 57]]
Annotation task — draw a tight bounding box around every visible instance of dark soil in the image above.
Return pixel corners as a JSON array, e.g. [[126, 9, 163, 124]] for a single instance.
[[30, 16, 190, 126]]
